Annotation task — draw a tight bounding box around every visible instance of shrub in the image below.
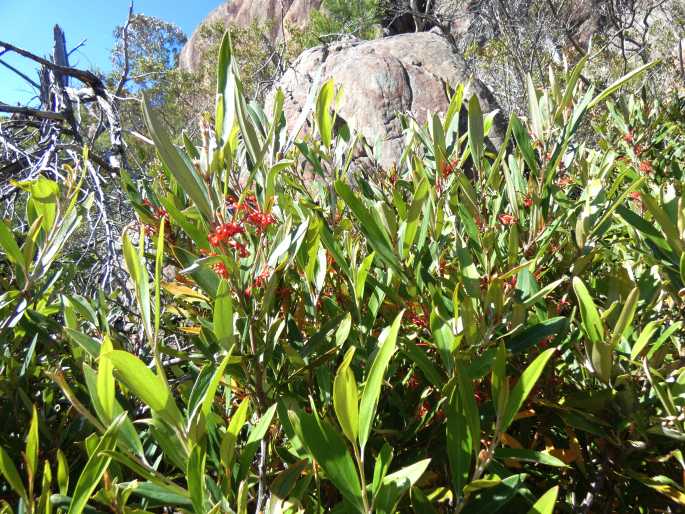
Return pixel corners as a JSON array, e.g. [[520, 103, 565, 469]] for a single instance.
[[0, 33, 684, 513]]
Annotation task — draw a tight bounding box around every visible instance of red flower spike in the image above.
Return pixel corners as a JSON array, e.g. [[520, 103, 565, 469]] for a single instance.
[[523, 195, 533, 208]]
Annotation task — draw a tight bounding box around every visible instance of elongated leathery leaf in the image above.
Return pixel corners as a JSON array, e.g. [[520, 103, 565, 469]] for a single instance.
[[572, 277, 605, 344], [67, 413, 125, 514], [142, 96, 213, 220], [213, 280, 234, 351], [527, 485, 559, 514], [104, 350, 184, 430], [359, 311, 403, 452], [215, 31, 236, 144], [335, 181, 405, 278], [374, 459, 431, 514], [0, 446, 27, 502], [333, 347, 359, 445], [288, 409, 364, 512], [316, 79, 335, 148], [500, 348, 556, 432]]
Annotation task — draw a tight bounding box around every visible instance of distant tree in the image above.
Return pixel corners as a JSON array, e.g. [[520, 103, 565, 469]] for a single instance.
[[108, 13, 204, 170]]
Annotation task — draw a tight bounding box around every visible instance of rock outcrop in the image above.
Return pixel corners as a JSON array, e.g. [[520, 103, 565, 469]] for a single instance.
[[179, 0, 322, 72], [268, 32, 507, 169]]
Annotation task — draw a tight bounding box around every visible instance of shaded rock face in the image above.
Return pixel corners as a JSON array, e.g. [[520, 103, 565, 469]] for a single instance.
[[179, 0, 322, 72], [269, 32, 507, 169]]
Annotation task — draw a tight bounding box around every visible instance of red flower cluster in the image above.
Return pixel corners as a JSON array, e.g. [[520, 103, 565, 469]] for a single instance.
[[629, 191, 641, 202], [523, 195, 533, 208], [499, 213, 517, 225], [504, 275, 517, 293], [440, 159, 459, 178], [624, 130, 634, 143], [227, 239, 249, 258], [208, 222, 244, 247], [254, 267, 272, 288], [212, 262, 229, 279], [227, 194, 258, 213], [407, 374, 421, 391], [639, 160, 653, 174], [405, 309, 428, 329], [142, 199, 168, 221], [246, 211, 276, 231]]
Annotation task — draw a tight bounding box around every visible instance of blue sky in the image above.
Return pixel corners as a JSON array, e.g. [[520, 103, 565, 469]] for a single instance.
[[0, 0, 223, 105]]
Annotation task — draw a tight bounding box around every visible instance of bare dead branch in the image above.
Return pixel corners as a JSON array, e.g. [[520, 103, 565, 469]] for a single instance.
[[0, 59, 41, 89], [115, 2, 135, 98]]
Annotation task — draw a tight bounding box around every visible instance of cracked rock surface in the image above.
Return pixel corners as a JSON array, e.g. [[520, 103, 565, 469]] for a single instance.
[[268, 32, 507, 169]]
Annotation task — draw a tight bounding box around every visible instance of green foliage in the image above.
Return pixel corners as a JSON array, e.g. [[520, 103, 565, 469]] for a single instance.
[[1, 31, 685, 514], [301, 0, 383, 46]]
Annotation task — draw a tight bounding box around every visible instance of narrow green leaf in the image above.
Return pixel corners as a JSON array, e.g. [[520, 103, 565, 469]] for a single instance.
[[0, 446, 27, 502], [527, 485, 559, 514], [213, 280, 234, 351], [430, 308, 455, 373], [316, 79, 335, 148], [631, 320, 663, 360], [403, 178, 429, 256], [358, 312, 402, 452], [491, 344, 509, 420], [221, 398, 250, 473], [588, 61, 659, 109], [67, 413, 125, 514], [0, 220, 25, 270], [511, 114, 538, 176], [187, 445, 207, 514], [142, 96, 213, 220], [354, 252, 375, 304], [26, 405, 39, 483], [572, 277, 605, 344], [494, 448, 568, 467], [446, 383, 471, 499], [104, 350, 183, 429], [97, 337, 115, 423], [215, 31, 236, 144], [468, 95, 484, 171], [201, 351, 233, 417], [335, 181, 404, 278], [333, 347, 359, 445], [466, 473, 527, 514], [501, 348, 556, 432], [153, 217, 165, 347], [238, 404, 277, 482], [288, 409, 364, 512], [372, 443, 393, 497], [642, 193, 685, 255], [57, 449, 69, 496], [374, 459, 431, 514], [609, 287, 639, 348], [122, 233, 152, 342]]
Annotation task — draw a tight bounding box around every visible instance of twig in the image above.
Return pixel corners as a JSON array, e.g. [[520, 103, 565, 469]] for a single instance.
[[0, 59, 41, 89], [115, 2, 135, 97]]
